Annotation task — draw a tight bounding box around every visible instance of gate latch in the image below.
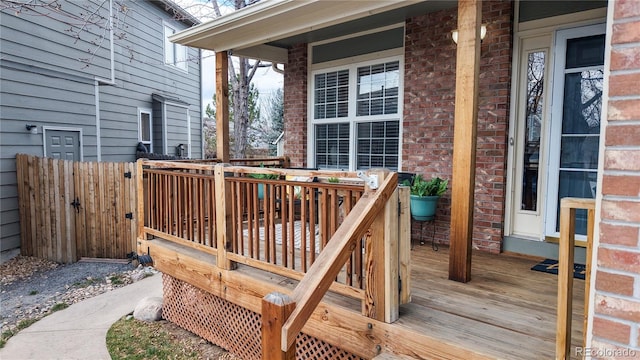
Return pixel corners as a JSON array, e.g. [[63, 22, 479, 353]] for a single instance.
[[70, 198, 81, 213]]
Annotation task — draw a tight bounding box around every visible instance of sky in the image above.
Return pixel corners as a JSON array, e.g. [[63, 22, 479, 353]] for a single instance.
[[201, 50, 284, 115]]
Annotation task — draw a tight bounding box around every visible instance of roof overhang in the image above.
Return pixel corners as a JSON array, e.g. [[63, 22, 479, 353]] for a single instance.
[[169, 0, 442, 63]]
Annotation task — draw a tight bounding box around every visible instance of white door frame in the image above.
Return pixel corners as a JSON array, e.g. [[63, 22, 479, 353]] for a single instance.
[[42, 126, 84, 160]]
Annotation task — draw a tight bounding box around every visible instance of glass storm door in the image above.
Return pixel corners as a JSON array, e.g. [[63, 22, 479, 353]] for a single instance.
[[511, 35, 550, 239], [546, 25, 605, 237]]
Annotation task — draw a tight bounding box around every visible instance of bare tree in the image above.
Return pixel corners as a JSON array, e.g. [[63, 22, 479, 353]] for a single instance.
[[178, 0, 272, 158]]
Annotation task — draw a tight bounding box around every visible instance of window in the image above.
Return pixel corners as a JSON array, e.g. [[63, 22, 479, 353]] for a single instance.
[[315, 123, 350, 169], [138, 108, 152, 151], [311, 58, 402, 171], [164, 24, 187, 71]]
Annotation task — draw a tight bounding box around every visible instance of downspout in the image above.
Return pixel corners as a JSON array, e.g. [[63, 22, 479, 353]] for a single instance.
[[200, 49, 204, 159], [94, 0, 116, 162], [95, 0, 116, 85], [95, 80, 102, 161]]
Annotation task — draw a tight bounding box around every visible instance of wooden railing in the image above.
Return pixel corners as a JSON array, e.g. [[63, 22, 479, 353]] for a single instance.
[[262, 172, 399, 359], [138, 160, 409, 359], [556, 197, 595, 360], [139, 160, 407, 301]]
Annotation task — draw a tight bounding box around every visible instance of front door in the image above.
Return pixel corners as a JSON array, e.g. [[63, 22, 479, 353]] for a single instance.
[[510, 24, 605, 240], [44, 129, 81, 161]]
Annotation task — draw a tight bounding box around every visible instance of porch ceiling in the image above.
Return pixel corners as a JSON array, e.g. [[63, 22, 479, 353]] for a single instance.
[[170, 0, 456, 63]]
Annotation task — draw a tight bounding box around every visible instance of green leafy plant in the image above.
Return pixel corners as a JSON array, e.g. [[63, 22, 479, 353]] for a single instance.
[[403, 175, 448, 197], [247, 163, 279, 180], [327, 177, 340, 183], [50, 303, 69, 312]]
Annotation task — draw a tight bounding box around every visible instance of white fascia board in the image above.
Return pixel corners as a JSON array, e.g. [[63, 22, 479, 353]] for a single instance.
[[169, 0, 420, 52]]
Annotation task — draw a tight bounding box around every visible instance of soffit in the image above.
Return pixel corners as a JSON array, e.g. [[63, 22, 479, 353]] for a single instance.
[[170, 0, 456, 62]]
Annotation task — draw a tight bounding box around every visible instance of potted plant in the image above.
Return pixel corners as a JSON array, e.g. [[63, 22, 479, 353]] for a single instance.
[[402, 175, 448, 221], [248, 164, 279, 199]]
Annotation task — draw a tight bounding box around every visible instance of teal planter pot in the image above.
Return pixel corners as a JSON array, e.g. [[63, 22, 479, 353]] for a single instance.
[[410, 195, 439, 221], [257, 183, 265, 199]]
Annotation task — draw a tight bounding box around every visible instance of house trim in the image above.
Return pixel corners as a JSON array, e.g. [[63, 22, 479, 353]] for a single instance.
[[169, 0, 418, 53], [504, 6, 608, 242], [163, 21, 188, 73], [42, 126, 84, 161], [138, 107, 153, 151]]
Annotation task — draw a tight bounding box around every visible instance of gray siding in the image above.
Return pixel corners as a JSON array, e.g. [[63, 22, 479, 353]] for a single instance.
[[0, 0, 202, 252], [0, 65, 98, 251], [98, 1, 201, 161]]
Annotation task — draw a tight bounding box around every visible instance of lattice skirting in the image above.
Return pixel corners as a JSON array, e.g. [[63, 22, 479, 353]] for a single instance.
[[162, 274, 364, 360]]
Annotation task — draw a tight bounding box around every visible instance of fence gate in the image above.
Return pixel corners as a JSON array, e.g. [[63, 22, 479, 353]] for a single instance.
[[16, 154, 137, 263]]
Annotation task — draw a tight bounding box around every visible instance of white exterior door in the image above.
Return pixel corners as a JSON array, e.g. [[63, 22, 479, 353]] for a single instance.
[[509, 24, 605, 240]]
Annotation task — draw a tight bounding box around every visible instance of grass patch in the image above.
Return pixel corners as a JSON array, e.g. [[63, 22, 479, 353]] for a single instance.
[[50, 303, 69, 312], [73, 277, 100, 288], [28, 290, 38, 295], [107, 317, 200, 360], [109, 275, 124, 285], [0, 318, 38, 348]]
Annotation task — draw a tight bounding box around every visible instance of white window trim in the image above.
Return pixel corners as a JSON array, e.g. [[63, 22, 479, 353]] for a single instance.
[[307, 55, 404, 171], [42, 126, 84, 161], [138, 107, 153, 152], [163, 22, 188, 72]]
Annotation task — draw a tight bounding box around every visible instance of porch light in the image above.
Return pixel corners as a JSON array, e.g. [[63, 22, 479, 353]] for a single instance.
[[451, 25, 487, 44]]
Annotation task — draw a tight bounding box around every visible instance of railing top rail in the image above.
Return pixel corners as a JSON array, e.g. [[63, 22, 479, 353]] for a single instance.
[[560, 197, 595, 210], [280, 172, 398, 351], [222, 165, 364, 180]]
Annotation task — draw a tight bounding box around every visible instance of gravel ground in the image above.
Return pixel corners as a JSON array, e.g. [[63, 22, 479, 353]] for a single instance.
[[1, 256, 139, 335]]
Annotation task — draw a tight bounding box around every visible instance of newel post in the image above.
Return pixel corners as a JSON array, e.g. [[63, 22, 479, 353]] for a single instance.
[[262, 292, 296, 360], [214, 164, 234, 270], [364, 169, 389, 322]]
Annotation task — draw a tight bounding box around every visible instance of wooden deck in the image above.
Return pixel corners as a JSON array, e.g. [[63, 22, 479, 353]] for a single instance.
[[138, 161, 585, 359], [146, 233, 585, 359], [398, 244, 584, 360]]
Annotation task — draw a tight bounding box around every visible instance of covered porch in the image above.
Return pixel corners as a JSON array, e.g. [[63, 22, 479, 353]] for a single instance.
[[135, 158, 588, 359], [156, 0, 607, 358]]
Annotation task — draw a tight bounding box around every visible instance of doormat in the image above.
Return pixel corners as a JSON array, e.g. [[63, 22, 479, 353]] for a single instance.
[[531, 259, 586, 280]]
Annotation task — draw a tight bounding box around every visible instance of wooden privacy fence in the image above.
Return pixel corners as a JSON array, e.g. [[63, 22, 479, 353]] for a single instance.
[[16, 154, 137, 263]]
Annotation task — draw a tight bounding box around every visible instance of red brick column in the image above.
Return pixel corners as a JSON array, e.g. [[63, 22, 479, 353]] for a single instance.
[[591, 0, 640, 355], [283, 43, 308, 168], [403, 1, 512, 252]]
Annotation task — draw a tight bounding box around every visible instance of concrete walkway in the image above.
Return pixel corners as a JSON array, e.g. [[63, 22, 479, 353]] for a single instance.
[[0, 274, 163, 360]]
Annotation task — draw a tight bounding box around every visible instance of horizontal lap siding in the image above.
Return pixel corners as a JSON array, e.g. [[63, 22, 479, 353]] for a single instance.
[[0, 0, 202, 253], [0, 67, 97, 252], [99, 1, 201, 161]]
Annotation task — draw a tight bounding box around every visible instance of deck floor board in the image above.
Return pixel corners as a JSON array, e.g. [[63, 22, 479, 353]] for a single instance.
[[401, 244, 585, 360]]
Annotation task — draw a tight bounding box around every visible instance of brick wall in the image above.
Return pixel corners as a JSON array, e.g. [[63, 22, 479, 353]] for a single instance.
[[283, 43, 308, 168], [403, 1, 512, 252], [591, 0, 640, 355], [281, 2, 512, 252]]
